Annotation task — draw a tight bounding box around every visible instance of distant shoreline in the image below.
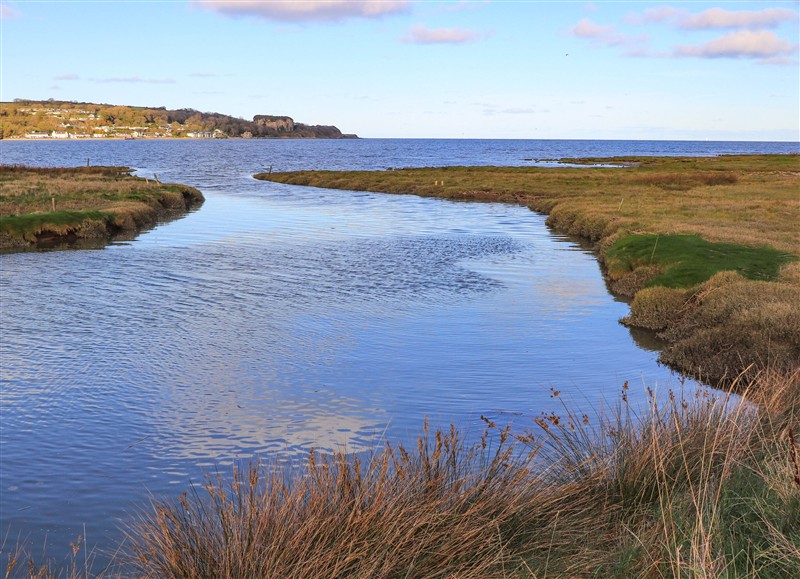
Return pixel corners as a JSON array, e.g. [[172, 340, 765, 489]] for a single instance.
[[2, 135, 359, 142]]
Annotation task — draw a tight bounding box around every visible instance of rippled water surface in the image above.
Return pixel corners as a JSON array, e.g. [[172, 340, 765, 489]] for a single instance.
[[1, 139, 796, 562]]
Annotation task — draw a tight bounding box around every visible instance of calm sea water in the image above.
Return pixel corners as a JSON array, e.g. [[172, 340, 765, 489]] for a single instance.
[[1, 139, 797, 564]]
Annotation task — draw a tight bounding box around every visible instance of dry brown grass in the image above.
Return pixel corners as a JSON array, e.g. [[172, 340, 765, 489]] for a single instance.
[[125, 423, 546, 578]]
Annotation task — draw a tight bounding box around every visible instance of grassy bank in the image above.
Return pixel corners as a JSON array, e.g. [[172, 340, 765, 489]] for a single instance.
[[0, 165, 204, 250], [256, 155, 800, 387], [10, 371, 797, 578]]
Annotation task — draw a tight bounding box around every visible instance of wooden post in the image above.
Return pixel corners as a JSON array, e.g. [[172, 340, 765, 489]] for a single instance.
[[51, 197, 56, 212], [87, 158, 90, 167], [268, 165, 273, 175]]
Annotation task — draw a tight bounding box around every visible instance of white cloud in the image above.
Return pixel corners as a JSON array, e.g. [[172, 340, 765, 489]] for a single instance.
[[674, 30, 797, 60], [575, 9, 797, 63], [571, 18, 615, 39], [402, 24, 484, 45], [628, 6, 797, 30], [678, 8, 797, 30], [54, 73, 80, 81], [569, 18, 647, 53], [193, 0, 408, 22], [624, 6, 679, 25]]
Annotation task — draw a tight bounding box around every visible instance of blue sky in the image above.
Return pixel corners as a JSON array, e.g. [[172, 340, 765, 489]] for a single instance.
[[1, 1, 798, 140]]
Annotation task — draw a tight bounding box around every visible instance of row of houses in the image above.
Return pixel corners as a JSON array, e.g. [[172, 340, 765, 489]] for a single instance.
[[22, 128, 228, 139], [25, 131, 107, 139]]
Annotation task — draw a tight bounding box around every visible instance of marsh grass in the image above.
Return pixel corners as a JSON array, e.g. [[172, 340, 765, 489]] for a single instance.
[[0, 165, 203, 248]]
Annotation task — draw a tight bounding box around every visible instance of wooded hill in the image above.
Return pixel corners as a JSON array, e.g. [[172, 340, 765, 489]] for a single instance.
[[0, 100, 357, 139]]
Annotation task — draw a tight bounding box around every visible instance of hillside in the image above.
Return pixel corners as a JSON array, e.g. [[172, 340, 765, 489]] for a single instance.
[[0, 100, 358, 140]]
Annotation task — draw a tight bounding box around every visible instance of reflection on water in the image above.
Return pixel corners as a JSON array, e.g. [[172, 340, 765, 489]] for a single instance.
[[0, 138, 773, 563]]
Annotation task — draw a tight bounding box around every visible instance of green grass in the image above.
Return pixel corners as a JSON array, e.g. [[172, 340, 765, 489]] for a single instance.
[[607, 234, 797, 289], [0, 210, 110, 237]]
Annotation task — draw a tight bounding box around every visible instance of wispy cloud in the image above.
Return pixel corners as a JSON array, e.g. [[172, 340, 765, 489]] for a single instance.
[[674, 30, 797, 60], [90, 76, 176, 84], [402, 24, 486, 44], [0, 4, 19, 19], [54, 73, 80, 81], [193, 0, 408, 22], [574, 6, 797, 63], [571, 18, 616, 41], [632, 7, 798, 30], [569, 18, 647, 53]]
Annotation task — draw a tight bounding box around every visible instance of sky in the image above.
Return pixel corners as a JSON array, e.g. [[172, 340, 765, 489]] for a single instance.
[[1, 0, 798, 140]]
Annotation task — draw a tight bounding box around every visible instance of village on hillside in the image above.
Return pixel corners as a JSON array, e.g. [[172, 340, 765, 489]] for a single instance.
[[0, 100, 353, 140], [1, 102, 228, 139]]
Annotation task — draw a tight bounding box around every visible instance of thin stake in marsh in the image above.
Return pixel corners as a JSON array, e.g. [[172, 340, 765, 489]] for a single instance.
[[650, 234, 660, 264]]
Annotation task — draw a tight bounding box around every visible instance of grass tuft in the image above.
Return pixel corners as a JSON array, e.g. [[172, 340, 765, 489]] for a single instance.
[[606, 234, 796, 289]]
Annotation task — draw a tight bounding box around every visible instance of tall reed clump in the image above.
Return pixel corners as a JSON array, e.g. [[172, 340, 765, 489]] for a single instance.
[[524, 372, 800, 577], [120, 371, 799, 578], [124, 423, 547, 578]]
